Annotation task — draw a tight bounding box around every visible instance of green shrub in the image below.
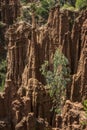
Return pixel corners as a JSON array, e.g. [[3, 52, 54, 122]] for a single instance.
[[76, 0, 87, 9], [40, 49, 71, 113]]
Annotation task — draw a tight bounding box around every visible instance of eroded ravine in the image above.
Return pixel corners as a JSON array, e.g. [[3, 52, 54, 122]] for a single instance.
[[0, 0, 87, 130]]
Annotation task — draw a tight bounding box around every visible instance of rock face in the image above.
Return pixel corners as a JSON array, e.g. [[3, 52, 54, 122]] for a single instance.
[[0, 78, 51, 130], [0, 23, 7, 61], [71, 16, 87, 102], [0, 0, 20, 64], [0, 0, 20, 25], [0, 4, 87, 130], [55, 100, 87, 130]]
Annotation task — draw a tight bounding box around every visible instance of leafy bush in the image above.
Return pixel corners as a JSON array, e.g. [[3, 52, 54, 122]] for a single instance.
[[76, 0, 87, 9], [40, 49, 71, 113]]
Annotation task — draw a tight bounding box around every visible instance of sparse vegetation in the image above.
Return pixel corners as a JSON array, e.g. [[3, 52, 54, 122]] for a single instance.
[[20, 0, 87, 24], [0, 22, 5, 28], [20, 0, 55, 24], [40, 49, 71, 113], [80, 100, 87, 126], [20, 0, 27, 4], [61, 2, 75, 11], [0, 60, 7, 91], [83, 100, 87, 114], [76, 0, 87, 9]]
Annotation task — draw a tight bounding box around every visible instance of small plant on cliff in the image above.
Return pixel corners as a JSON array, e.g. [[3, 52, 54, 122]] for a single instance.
[[83, 100, 87, 114], [40, 49, 71, 114], [80, 100, 87, 125]]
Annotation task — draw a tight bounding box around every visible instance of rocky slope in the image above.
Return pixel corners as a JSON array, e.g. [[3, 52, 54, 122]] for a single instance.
[[0, 1, 87, 130]]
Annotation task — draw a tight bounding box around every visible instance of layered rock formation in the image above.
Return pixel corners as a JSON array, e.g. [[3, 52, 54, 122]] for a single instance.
[[0, 0, 21, 66], [0, 22, 7, 61], [55, 100, 87, 130], [71, 13, 87, 102], [0, 4, 87, 130]]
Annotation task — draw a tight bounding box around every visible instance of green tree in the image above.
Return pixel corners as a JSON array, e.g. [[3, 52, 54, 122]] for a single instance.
[[40, 49, 71, 113], [76, 0, 87, 9]]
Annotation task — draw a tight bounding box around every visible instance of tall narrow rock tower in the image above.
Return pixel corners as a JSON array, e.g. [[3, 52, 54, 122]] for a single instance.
[[0, 0, 20, 25]]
